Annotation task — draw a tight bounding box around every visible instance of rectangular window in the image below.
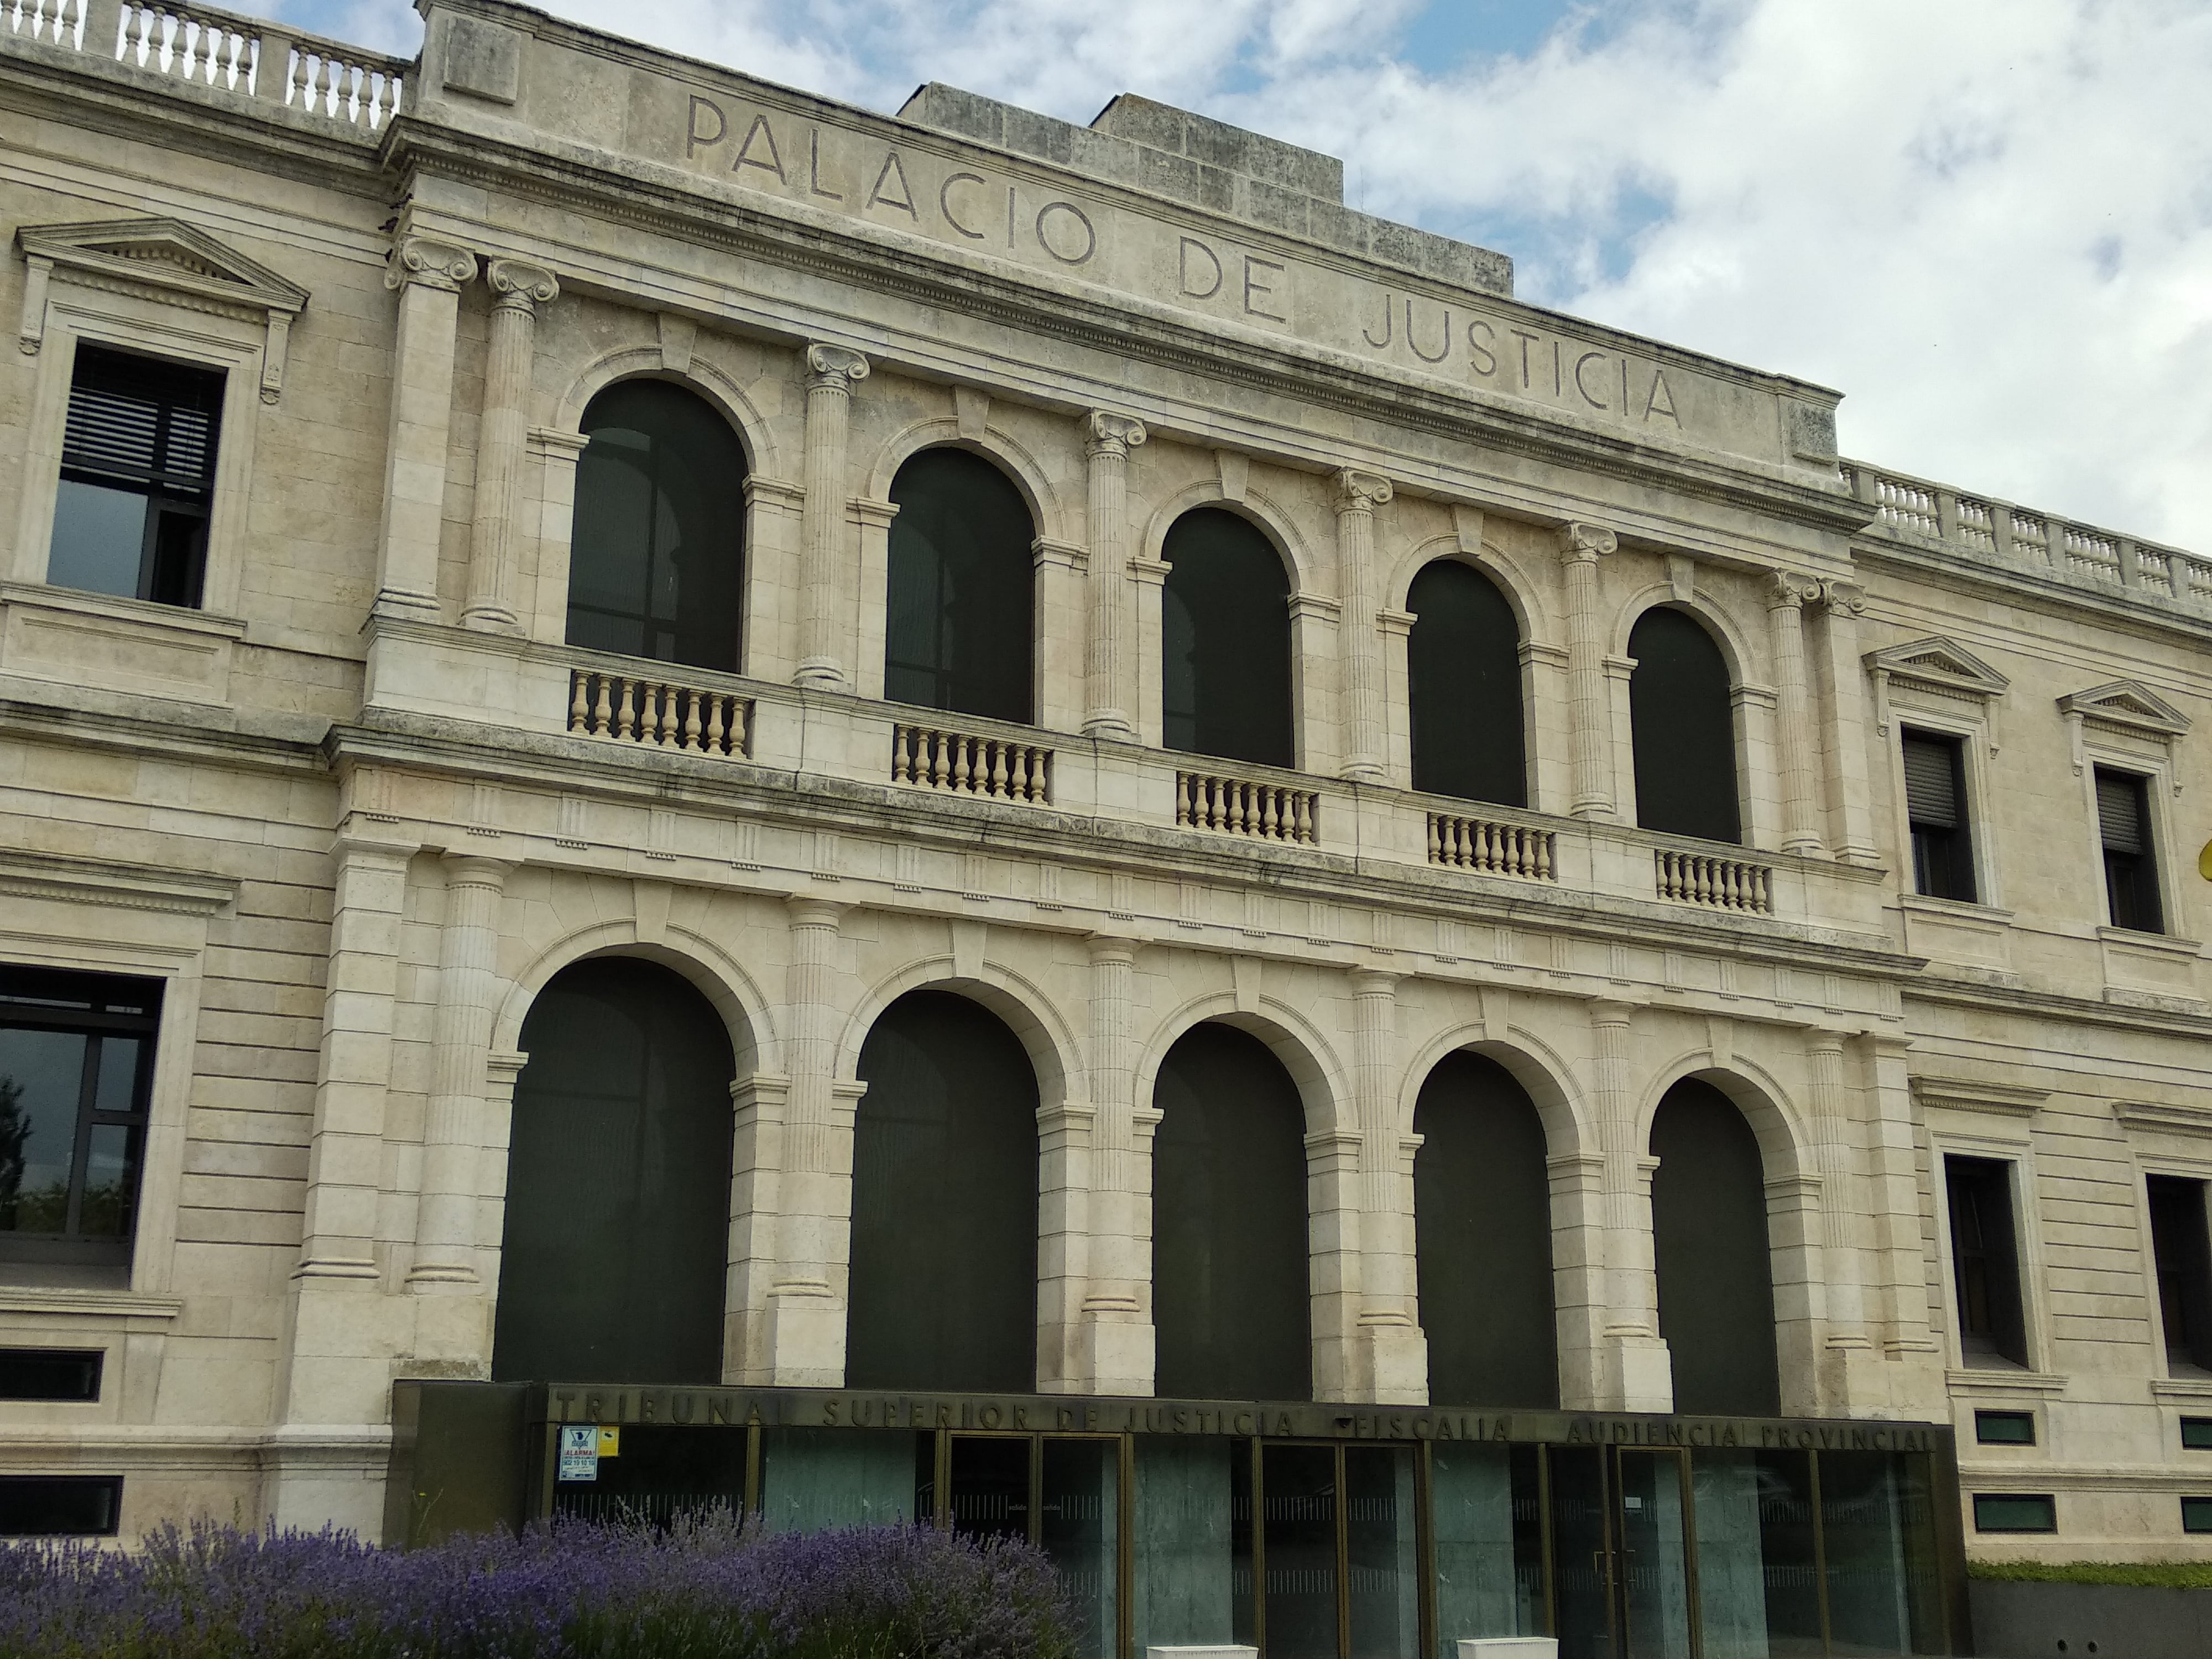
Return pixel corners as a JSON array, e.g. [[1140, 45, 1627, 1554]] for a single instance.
[[0, 1348, 102, 1402], [2095, 766, 2163, 933], [2182, 1417, 2212, 1451], [47, 344, 223, 608], [1902, 729, 1976, 902], [1946, 1155, 2030, 1368], [0, 966, 161, 1273], [2148, 1176, 2212, 1375], [1974, 1410, 2036, 1446], [2184, 1496, 2212, 1534], [0, 1475, 121, 1536], [1973, 1493, 2056, 1533]]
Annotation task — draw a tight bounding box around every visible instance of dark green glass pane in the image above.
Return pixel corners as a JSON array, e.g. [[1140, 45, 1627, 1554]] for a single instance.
[[1161, 509, 1293, 768], [1407, 560, 1525, 806], [885, 448, 1035, 722], [1629, 607, 1740, 843], [1651, 1079, 1780, 1415], [848, 990, 1039, 1392], [493, 958, 735, 1384]]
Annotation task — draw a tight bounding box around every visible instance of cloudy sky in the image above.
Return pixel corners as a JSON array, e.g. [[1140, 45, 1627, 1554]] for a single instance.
[[271, 0, 2211, 549]]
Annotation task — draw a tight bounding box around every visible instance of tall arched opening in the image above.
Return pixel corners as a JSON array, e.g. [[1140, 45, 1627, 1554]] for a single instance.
[[1160, 508, 1294, 768], [1413, 1051, 1558, 1407], [1628, 606, 1740, 843], [1650, 1078, 1780, 1415], [1407, 560, 1527, 806], [885, 448, 1036, 723], [847, 989, 1039, 1392], [566, 380, 747, 671], [492, 956, 735, 1383], [1150, 1021, 1311, 1400]]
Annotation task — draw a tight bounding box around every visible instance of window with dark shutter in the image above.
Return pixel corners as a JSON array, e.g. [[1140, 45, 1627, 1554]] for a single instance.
[[48, 345, 225, 608], [1901, 730, 1976, 902], [2094, 766, 2163, 933]]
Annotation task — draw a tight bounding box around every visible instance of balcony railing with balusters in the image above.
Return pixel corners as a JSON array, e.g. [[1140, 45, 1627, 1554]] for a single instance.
[[1176, 769, 1318, 844], [567, 669, 750, 758], [1841, 458, 2212, 613], [891, 722, 1052, 804], [1427, 811, 1556, 881], [1654, 847, 1773, 915], [4, 0, 408, 133]]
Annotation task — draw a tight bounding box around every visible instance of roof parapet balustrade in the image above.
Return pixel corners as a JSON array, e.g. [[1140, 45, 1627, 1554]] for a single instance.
[[1428, 808, 1556, 882], [1842, 460, 2212, 613], [891, 719, 1052, 804], [4, 0, 409, 133], [1176, 766, 1318, 845], [567, 666, 751, 759]]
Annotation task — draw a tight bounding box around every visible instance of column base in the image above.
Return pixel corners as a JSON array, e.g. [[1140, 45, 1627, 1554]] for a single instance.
[[460, 604, 519, 633], [1083, 711, 1135, 742], [1072, 1312, 1154, 1397], [1598, 1330, 1674, 1413], [1353, 1315, 1428, 1405], [794, 661, 847, 691], [764, 1280, 846, 1387]]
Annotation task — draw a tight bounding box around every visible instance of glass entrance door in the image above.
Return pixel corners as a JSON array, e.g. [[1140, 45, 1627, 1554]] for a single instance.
[[1548, 1446, 1699, 1659]]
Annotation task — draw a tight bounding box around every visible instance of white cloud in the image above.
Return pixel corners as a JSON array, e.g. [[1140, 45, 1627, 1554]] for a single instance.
[[270, 0, 2212, 545]]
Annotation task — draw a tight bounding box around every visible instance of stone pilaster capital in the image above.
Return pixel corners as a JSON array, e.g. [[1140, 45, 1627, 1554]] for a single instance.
[[1086, 410, 1147, 457], [804, 342, 870, 392], [1820, 578, 1867, 616], [486, 257, 559, 309], [786, 895, 849, 931], [1334, 468, 1394, 515], [385, 236, 477, 294], [1556, 521, 1618, 565], [1085, 932, 1139, 966], [441, 852, 515, 890], [1767, 569, 1822, 610], [1590, 998, 1636, 1028], [1348, 967, 1399, 998]]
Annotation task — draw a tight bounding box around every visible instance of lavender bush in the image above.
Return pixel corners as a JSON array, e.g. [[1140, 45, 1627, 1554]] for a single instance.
[[0, 1513, 1081, 1659]]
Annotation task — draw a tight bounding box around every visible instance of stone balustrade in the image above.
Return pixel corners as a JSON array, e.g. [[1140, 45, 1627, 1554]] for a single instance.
[[1427, 810, 1556, 881], [1175, 768, 1319, 844], [566, 667, 750, 758], [4, 0, 408, 132], [1843, 459, 2212, 610], [1654, 847, 1775, 915], [891, 721, 1052, 803]]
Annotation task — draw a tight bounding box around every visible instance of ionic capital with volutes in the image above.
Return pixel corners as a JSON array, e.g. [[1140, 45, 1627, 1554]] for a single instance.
[[1556, 521, 1618, 565], [486, 257, 559, 311], [385, 236, 477, 294], [804, 342, 870, 393], [1819, 578, 1867, 616], [1767, 569, 1823, 610], [1335, 468, 1394, 515], [1086, 411, 1147, 458]]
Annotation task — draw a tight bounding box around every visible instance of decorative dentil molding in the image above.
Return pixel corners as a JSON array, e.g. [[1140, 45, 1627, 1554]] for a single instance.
[[15, 217, 310, 402], [2112, 1099, 2212, 1136], [1910, 1074, 2048, 1117], [0, 848, 237, 917]]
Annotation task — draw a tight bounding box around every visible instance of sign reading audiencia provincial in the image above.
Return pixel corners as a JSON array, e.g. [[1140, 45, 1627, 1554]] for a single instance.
[[672, 90, 1794, 462]]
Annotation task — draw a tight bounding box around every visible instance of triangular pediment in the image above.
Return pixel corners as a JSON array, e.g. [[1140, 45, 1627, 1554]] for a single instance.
[[1865, 636, 2010, 698], [2059, 680, 2191, 737], [15, 218, 307, 316]]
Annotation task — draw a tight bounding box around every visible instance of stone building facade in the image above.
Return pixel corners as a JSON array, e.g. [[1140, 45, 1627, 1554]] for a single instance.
[[1, 0, 2210, 1651]]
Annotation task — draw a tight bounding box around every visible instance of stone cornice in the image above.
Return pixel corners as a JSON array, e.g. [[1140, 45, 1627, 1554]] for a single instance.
[[0, 848, 237, 917], [1910, 1076, 2048, 1117]]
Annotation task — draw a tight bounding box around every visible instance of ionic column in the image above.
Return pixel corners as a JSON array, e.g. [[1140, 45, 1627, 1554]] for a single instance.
[[1350, 968, 1424, 1402], [463, 260, 557, 632], [374, 236, 477, 621], [796, 345, 869, 689], [1769, 571, 1824, 855], [1558, 523, 1619, 818], [1335, 470, 1394, 783], [1592, 999, 1671, 1411], [768, 898, 850, 1384], [409, 854, 512, 1288], [1815, 580, 1881, 865], [1083, 413, 1146, 739]]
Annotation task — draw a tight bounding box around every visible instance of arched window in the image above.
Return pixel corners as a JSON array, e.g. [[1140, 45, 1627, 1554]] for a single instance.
[[1413, 1052, 1558, 1407], [566, 380, 747, 672], [848, 990, 1039, 1392], [885, 449, 1035, 723], [1629, 607, 1740, 843], [1161, 509, 1293, 768], [1406, 560, 1526, 806], [1152, 1022, 1310, 1400], [493, 958, 734, 1384], [1650, 1079, 1779, 1415]]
